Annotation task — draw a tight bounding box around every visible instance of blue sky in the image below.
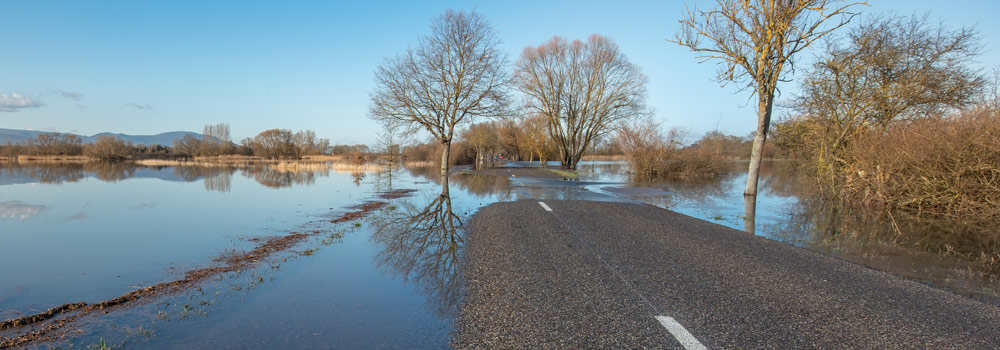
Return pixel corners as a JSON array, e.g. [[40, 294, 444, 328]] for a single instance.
[[1, 0, 997, 145]]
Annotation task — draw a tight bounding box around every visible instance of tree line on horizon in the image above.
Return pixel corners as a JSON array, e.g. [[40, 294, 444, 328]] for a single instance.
[[0, 123, 370, 160]]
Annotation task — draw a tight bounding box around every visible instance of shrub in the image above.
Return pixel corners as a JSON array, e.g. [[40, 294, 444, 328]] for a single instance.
[[842, 109, 1000, 224], [84, 136, 135, 160], [615, 118, 726, 181]]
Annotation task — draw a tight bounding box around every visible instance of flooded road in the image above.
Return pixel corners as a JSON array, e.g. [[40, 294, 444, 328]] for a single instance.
[[1, 160, 996, 348]]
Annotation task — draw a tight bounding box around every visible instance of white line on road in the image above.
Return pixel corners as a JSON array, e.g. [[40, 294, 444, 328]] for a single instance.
[[655, 316, 708, 350], [537, 201, 552, 212]]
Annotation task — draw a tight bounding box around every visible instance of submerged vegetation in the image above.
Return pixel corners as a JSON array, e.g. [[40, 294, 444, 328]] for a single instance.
[[769, 14, 1000, 268]]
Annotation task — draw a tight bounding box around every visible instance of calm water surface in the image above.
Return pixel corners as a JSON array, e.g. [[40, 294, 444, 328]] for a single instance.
[[1, 160, 996, 348]]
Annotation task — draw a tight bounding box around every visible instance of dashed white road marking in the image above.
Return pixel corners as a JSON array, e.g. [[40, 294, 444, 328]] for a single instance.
[[655, 316, 708, 350], [537, 201, 552, 212]]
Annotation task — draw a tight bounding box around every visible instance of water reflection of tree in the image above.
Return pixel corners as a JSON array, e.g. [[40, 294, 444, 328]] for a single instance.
[[170, 166, 236, 192], [772, 194, 993, 257], [369, 176, 464, 316], [403, 164, 441, 181], [372, 164, 400, 191], [241, 166, 317, 188], [756, 161, 812, 198], [351, 171, 365, 186], [401, 163, 511, 199], [0, 163, 85, 184], [89, 161, 136, 182], [451, 173, 511, 200]]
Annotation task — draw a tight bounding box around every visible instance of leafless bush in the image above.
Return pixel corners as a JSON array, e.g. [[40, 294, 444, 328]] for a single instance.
[[615, 118, 725, 181], [844, 110, 1000, 220], [84, 136, 135, 160]]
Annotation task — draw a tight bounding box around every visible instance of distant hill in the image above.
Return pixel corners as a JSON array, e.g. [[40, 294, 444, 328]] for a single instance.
[[0, 128, 203, 146], [83, 131, 203, 146]]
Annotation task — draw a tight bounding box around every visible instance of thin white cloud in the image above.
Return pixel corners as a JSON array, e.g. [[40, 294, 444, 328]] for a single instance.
[[125, 102, 152, 110], [0, 93, 43, 112], [54, 90, 82, 101]]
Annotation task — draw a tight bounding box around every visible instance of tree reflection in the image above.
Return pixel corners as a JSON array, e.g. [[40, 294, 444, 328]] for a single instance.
[[372, 164, 400, 191], [370, 175, 464, 316], [204, 171, 233, 193], [0, 161, 335, 192], [241, 166, 316, 188], [90, 161, 136, 182], [451, 173, 511, 200], [0, 163, 85, 184]]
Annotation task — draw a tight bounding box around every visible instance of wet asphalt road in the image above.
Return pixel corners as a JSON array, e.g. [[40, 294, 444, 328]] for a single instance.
[[453, 200, 1000, 349]]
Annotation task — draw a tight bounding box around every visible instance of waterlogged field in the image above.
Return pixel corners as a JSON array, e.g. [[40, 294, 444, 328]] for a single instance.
[[0, 164, 467, 348], [1, 160, 996, 348]]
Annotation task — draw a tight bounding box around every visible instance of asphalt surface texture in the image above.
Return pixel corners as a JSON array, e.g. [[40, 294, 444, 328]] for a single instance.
[[452, 199, 1000, 349]]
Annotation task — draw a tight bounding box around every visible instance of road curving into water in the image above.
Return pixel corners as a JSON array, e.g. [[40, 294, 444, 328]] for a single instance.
[[453, 199, 1000, 349]]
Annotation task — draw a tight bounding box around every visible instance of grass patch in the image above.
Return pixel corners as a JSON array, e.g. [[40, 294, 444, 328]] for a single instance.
[[544, 168, 578, 179]]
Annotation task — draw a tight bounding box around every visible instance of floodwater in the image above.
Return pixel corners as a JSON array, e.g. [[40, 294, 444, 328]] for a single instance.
[[1, 160, 996, 348]]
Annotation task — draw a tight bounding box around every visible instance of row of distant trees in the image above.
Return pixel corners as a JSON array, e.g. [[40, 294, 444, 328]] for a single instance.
[[0, 124, 368, 160]]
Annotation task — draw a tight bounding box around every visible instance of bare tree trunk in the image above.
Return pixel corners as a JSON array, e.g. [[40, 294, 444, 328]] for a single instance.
[[744, 96, 773, 197], [441, 141, 451, 175], [743, 195, 756, 234]]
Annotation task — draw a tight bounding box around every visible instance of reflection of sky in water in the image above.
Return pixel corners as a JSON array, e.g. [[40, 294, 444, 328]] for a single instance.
[[0, 164, 464, 348], [0, 166, 370, 317], [0, 200, 47, 219], [571, 161, 804, 244]]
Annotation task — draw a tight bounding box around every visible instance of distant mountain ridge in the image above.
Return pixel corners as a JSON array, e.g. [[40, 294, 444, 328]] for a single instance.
[[0, 128, 203, 146]]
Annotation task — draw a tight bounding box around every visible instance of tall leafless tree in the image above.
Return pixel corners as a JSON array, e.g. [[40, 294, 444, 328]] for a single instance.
[[369, 10, 509, 175], [673, 0, 866, 218], [515, 35, 648, 170]]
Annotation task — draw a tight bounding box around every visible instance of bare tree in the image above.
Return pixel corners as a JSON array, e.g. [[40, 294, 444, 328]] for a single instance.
[[515, 35, 648, 170], [293, 129, 330, 155], [673, 0, 866, 204], [203, 123, 231, 144], [497, 119, 524, 161], [369, 10, 509, 175], [799, 14, 983, 130], [201, 123, 232, 156], [85, 136, 135, 160], [34, 133, 82, 156], [253, 129, 300, 159], [788, 13, 984, 194], [376, 120, 408, 165], [460, 121, 498, 169], [522, 114, 552, 165]]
